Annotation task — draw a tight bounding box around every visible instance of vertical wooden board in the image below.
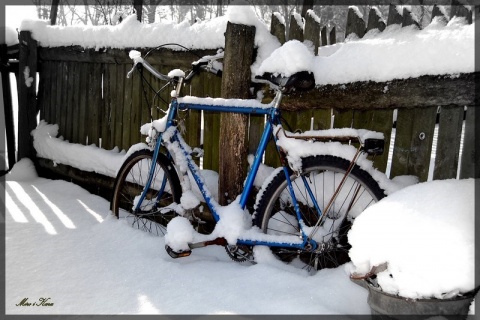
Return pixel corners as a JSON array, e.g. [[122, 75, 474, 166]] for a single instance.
[[40, 61, 51, 122], [296, 109, 313, 132], [390, 107, 437, 182], [185, 70, 203, 151], [248, 114, 265, 156], [333, 108, 353, 128], [303, 12, 320, 55], [108, 64, 120, 150], [264, 140, 281, 168], [320, 26, 327, 46], [211, 112, 221, 173], [64, 61, 75, 143], [88, 63, 102, 147], [116, 64, 126, 150], [54, 62, 64, 131], [329, 27, 336, 45], [288, 14, 304, 41], [460, 106, 478, 178], [130, 65, 143, 146], [345, 7, 366, 39], [434, 105, 464, 180], [270, 13, 286, 45], [122, 64, 133, 150], [101, 63, 111, 150], [352, 109, 394, 173], [202, 110, 214, 170], [78, 62, 88, 144], [71, 62, 81, 145], [312, 108, 332, 130]]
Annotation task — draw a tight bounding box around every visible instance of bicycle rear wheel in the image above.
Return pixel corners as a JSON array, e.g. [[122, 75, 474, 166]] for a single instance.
[[111, 149, 182, 236], [254, 155, 385, 272]]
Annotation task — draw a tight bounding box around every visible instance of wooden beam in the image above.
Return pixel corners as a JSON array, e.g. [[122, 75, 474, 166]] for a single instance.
[[262, 73, 478, 111]]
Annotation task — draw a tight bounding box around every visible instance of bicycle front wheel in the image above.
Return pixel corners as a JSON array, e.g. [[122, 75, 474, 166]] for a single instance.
[[111, 149, 182, 236], [254, 155, 385, 271]]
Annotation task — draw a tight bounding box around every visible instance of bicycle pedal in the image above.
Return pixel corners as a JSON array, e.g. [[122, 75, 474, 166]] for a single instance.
[[165, 245, 192, 258]]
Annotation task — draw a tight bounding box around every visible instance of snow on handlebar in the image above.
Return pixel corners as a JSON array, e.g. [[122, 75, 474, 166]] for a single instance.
[[127, 49, 223, 81]]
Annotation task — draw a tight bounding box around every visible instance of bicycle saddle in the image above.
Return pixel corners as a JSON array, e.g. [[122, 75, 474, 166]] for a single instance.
[[254, 71, 315, 93]]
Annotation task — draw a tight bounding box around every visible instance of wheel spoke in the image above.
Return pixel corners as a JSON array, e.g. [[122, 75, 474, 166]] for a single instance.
[[111, 151, 181, 237], [256, 155, 385, 272]]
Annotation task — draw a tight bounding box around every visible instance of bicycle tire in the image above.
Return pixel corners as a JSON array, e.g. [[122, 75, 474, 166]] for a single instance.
[[111, 149, 182, 236], [254, 155, 385, 271]]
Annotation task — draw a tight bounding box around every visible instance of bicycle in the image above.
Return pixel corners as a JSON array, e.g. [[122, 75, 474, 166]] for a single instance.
[[110, 47, 387, 272]]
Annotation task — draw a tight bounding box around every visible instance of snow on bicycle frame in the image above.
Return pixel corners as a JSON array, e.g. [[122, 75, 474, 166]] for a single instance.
[[114, 49, 389, 266]]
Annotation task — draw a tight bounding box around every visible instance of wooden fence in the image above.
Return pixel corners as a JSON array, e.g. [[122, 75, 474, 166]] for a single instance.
[[10, 3, 478, 191]]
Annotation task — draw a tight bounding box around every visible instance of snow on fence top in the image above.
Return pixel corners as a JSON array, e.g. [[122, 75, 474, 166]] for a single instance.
[[19, 7, 474, 86]]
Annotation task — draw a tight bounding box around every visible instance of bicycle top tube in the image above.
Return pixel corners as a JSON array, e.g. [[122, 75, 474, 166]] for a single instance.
[[175, 95, 280, 116]]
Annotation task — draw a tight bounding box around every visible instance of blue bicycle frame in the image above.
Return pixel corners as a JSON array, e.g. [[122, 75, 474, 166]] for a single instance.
[[134, 87, 320, 252]]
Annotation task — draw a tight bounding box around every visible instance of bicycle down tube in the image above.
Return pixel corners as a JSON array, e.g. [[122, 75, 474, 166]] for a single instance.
[[133, 93, 322, 251]]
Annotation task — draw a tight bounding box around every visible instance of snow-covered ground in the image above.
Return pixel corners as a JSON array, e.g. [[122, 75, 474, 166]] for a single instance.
[[3, 4, 476, 315], [5, 158, 370, 315]]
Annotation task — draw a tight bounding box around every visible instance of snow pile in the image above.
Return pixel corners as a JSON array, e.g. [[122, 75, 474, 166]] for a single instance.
[[19, 4, 280, 77], [348, 178, 475, 300], [5, 167, 370, 314], [274, 126, 415, 195], [19, 14, 227, 51], [257, 16, 475, 84], [31, 120, 127, 177], [256, 40, 315, 77], [5, 158, 38, 181]]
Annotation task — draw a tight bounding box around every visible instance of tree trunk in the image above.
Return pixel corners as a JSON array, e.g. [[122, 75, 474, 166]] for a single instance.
[[218, 22, 255, 206]]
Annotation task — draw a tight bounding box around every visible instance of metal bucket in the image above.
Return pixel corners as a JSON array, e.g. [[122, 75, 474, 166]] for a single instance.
[[365, 281, 477, 320]]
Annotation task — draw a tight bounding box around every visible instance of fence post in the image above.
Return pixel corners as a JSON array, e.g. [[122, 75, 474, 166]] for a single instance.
[[17, 31, 38, 161], [218, 22, 255, 205]]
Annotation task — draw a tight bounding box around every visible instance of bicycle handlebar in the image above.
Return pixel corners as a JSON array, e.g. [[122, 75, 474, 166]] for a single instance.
[[127, 49, 223, 83]]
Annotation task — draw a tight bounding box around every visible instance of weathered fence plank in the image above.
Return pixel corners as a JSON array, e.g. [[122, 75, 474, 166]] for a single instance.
[[460, 106, 478, 178], [433, 105, 464, 180], [304, 10, 320, 54], [352, 109, 393, 172], [402, 7, 420, 28], [312, 108, 332, 130], [390, 106, 437, 182], [270, 13, 286, 45], [248, 114, 264, 156], [345, 6, 365, 39], [367, 7, 386, 32], [387, 4, 404, 26], [431, 5, 448, 23], [289, 13, 304, 41], [329, 27, 336, 45], [321, 26, 327, 46]]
